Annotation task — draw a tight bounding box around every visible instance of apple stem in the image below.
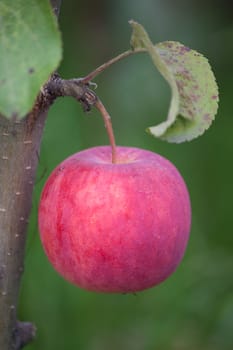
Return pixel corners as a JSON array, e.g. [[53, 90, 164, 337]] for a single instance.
[[95, 99, 117, 164], [81, 48, 146, 84]]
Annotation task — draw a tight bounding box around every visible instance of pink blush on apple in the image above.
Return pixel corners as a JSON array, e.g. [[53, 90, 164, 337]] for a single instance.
[[38, 146, 191, 293]]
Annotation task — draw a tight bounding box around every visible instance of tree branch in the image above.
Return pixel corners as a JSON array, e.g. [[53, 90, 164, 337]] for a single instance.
[[0, 1, 63, 349], [44, 74, 98, 111], [0, 94, 51, 350]]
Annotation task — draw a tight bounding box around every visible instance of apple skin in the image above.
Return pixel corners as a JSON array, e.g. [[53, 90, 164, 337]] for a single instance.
[[38, 146, 191, 293]]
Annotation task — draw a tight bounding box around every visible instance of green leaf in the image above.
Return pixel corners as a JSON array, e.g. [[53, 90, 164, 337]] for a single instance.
[[0, 0, 62, 119], [129, 20, 219, 143]]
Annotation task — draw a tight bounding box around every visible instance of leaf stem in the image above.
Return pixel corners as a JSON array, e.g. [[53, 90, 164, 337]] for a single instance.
[[81, 48, 146, 84], [95, 99, 117, 164]]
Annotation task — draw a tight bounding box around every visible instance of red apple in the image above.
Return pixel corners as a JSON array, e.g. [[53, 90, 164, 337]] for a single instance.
[[38, 146, 191, 293]]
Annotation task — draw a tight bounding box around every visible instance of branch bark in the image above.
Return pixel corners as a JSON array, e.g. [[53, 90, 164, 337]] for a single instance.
[[0, 95, 50, 349]]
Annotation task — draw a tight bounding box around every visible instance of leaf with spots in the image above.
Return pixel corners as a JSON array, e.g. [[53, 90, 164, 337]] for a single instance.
[[0, 0, 62, 119], [129, 20, 219, 142]]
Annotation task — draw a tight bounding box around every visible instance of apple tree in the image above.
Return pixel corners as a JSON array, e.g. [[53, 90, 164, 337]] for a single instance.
[[0, 0, 218, 349]]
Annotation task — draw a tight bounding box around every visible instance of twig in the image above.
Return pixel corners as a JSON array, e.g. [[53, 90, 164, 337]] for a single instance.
[[81, 48, 146, 84]]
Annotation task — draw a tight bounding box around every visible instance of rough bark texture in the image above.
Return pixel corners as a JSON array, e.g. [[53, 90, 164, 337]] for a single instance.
[[0, 97, 50, 349]]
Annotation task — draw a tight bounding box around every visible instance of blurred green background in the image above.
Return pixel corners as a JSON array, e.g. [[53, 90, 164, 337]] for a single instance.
[[19, 0, 233, 349]]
